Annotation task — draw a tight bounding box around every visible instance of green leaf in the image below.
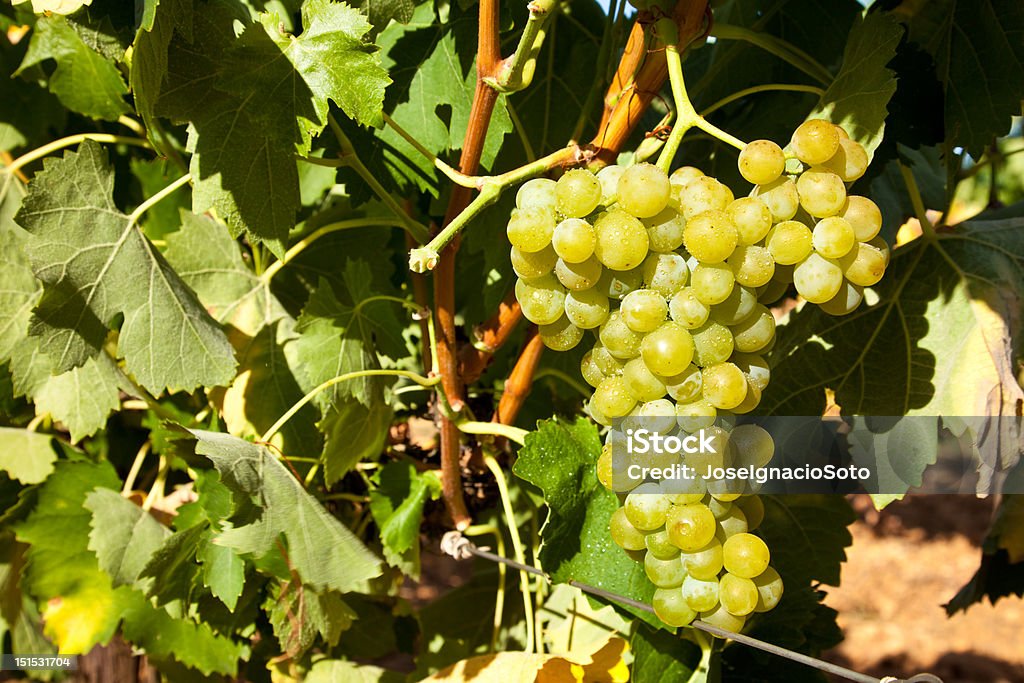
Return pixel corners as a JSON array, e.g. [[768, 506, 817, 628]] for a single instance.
[[512, 418, 659, 627], [319, 398, 394, 486], [369, 461, 440, 576], [84, 489, 170, 588], [129, 0, 193, 134], [358, 0, 416, 34], [185, 428, 383, 592], [267, 581, 355, 656], [758, 496, 854, 588], [137, 524, 205, 608], [129, 159, 190, 240], [0, 34, 65, 154], [16, 15, 130, 120], [0, 428, 57, 485], [629, 624, 700, 683], [0, 215, 38, 362], [810, 12, 902, 158], [15, 140, 237, 393], [307, 659, 404, 683], [198, 536, 245, 612]]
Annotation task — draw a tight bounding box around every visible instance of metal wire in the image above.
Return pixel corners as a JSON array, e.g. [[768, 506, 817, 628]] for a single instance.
[[440, 532, 944, 683]]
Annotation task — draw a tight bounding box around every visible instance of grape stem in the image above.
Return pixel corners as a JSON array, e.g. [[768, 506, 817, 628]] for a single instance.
[[657, 43, 747, 172], [710, 23, 833, 86], [699, 83, 825, 117], [1, 133, 152, 175], [485, 0, 558, 93], [898, 162, 938, 240]]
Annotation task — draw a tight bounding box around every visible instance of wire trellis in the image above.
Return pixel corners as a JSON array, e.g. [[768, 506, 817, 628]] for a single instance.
[[441, 531, 944, 683]]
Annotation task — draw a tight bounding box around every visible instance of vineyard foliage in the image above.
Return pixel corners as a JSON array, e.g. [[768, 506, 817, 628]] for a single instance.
[[0, 0, 1023, 681]]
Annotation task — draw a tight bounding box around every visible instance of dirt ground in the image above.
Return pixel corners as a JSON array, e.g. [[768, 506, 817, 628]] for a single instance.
[[823, 495, 1024, 683]]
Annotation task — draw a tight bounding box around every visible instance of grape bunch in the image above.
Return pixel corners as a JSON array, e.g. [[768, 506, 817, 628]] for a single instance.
[[505, 119, 886, 631]]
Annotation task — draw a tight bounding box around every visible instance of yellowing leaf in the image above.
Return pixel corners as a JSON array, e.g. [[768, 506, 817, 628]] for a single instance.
[[422, 637, 629, 683], [40, 582, 127, 655]]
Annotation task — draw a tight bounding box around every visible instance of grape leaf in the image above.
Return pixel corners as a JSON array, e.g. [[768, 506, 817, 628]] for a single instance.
[[0, 428, 57, 485], [15, 140, 237, 393], [184, 428, 383, 593], [84, 489, 170, 588], [129, 0, 193, 135], [197, 535, 245, 612], [139, 523, 205, 608], [0, 34, 65, 154], [16, 15, 130, 120], [266, 581, 355, 656], [810, 11, 902, 158], [369, 461, 440, 577], [629, 625, 700, 683], [358, 0, 416, 34], [307, 659, 405, 683], [512, 418, 659, 627]]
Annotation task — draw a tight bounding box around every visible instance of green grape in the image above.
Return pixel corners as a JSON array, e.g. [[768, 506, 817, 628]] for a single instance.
[[621, 289, 668, 333], [565, 288, 611, 329], [869, 236, 890, 266], [676, 398, 717, 432], [719, 573, 759, 616], [841, 196, 883, 242], [511, 244, 557, 279], [700, 603, 747, 633], [617, 163, 672, 218], [669, 287, 711, 329], [707, 496, 732, 519], [738, 139, 786, 185], [683, 210, 739, 264], [730, 304, 775, 354], [641, 321, 695, 377], [592, 375, 637, 418], [552, 218, 597, 263], [623, 357, 669, 402], [728, 197, 773, 245], [581, 349, 606, 388], [701, 362, 748, 410], [645, 551, 687, 588], [710, 286, 757, 326], [765, 220, 813, 265], [636, 399, 678, 434], [669, 480, 707, 505], [588, 400, 612, 427], [716, 506, 748, 538], [731, 353, 769, 392], [644, 208, 687, 252], [555, 255, 604, 291], [556, 169, 603, 217], [599, 311, 644, 359], [790, 119, 840, 166], [686, 425, 728, 475], [812, 216, 855, 258], [594, 209, 650, 270], [598, 266, 643, 300], [756, 277, 789, 306], [666, 503, 717, 551], [646, 529, 681, 560], [731, 381, 761, 415], [609, 506, 648, 551], [838, 242, 886, 287], [681, 574, 720, 612], [722, 533, 770, 578], [691, 319, 735, 366], [506, 207, 556, 252], [730, 425, 774, 469], [822, 136, 869, 182], [652, 587, 697, 627], [669, 165, 705, 188], [596, 164, 625, 204], [794, 253, 843, 304], [664, 364, 703, 404], [596, 441, 615, 490], [642, 252, 690, 298], [539, 316, 583, 351], [592, 344, 626, 377], [677, 176, 735, 219], [796, 167, 847, 218], [625, 482, 673, 530], [736, 495, 765, 531], [753, 566, 784, 612], [515, 177, 557, 211], [727, 245, 775, 288], [515, 275, 566, 325], [754, 177, 799, 223], [682, 538, 723, 581], [691, 263, 736, 306], [819, 280, 864, 316]]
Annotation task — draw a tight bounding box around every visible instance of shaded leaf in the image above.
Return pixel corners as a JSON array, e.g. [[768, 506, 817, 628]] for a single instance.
[[307, 659, 404, 683], [629, 624, 700, 683], [369, 461, 440, 576], [266, 581, 355, 656], [0, 428, 57, 484], [84, 488, 170, 588]]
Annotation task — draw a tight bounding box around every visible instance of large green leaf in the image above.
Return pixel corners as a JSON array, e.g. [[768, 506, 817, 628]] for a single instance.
[[84, 489, 170, 588], [369, 461, 440, 577], [0, 428, 57, 485], [15, 140, 237, 393]]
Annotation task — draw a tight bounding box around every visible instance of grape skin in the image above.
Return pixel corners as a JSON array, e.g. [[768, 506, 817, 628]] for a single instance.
[[728, 197, 774, 245], [507, 207, 556, 252], [723, 533, 770, 579], [683, 210, 739, 264], [594, 209, 651, 270], [796, 167, 847, 218], [621, 289, 669, 333], [794, 252, 844, 304], [516, 177, 557, 211], [791, 119, 840, 166], [719, 573, 759, 616], [841, 196, 883, 241], [642, 252, 690, 298], [515, 275, 566, 325], [653, 587, 697, 627], [640, 321, 695, 377], [754, 177, 800, 222], [691, 263, 736, 306], [728, 245, 775, 288], [552, 218, 597, 263], [765, 220, 813, 266], [670, 287, 711, 329], [812, 216, 856, 259], [556, 169, 603, 218], [617, 163, 672, 218], [677, 176, 735, 219], [592, 376, 637, 418], [511, 245, 557, 279], [839, 242, 886, 287], [565, 288, 611, 329], [539, 316, 583, 351], [738, 139, 786, 185]]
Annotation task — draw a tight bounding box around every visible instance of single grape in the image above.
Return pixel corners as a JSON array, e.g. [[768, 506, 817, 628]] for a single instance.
[[723, 533, 770, 578], [691, 262, 736, 306], [552, 218, 597, 263], [666, 503, 717, 551], [701, 362, 748, 410], [653, 587, 697, 627], [730, 381, 761, 415], [515, 274, 566, 325], [754, 177, 800, 222], [683, 210, 739, 264], [592, 344, 626, 376], [511, 244, 557, 279], [516, 177, 557, 211], [642, 252, 690, 298], [588, 400, 612, 427], [765, 220, 813, 265], [730, 304, 775, 354], [565, 288, 610, 329], [539, 316, 583, 351], [869, 236, 890, 266], [599, 311, 644, 359], [581, 349, 606, 388], [682, 538, 724, 580], [710, 285, 757, 326], [506, 207, 556, 252], [594, 209, 650, 270], [669, 480, 707, 505], [794, 252, 843, 304], [700, 604, 747, 633], [738, 139, 786, 185], [791, 119, 840, 166], [609, 506, 648, 551], [691, 319, 735, 366], [592, 375, 637, 418], [753, 566, 784, 612], [731, 352, 769, 392], [840, 196, 883, 242], [645, 551, 687, 588], [635, 398, 678, 434], [728, 245, 775, 288], [617, 163, 672, 218], [554, 255, 603, 291], [596, 164, 625, 204], [625, 482, 674, 530], [556, 169, 603, 217], [719, 573, 759, 616], [621, 289, 669, 333], [596, 441, 615, 490], [681, 574, 720, 612], [812, 216, 856, 259], [677, 176, 735, 219], [623, 357, 669, 402], [669, 287, 711, 329], [823, 136, 869, 182], [756, 278, 790, 306], [819, 280, 864, 316], [664, 364, 703, 404], [669, 166, 705, 188], [796, 167, 847, 218], [641, 321, 695, 377], [839, 242, 886, 287], [728, 197, 773, 245], [736, 495, 765, 531], [716, 506, 748, 538], [707, 496, 733, 519], [598, 266, 644, 300], [676, 399, 717, 434], [646, 529, 681, 560], [644, 208, 687, 252]]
